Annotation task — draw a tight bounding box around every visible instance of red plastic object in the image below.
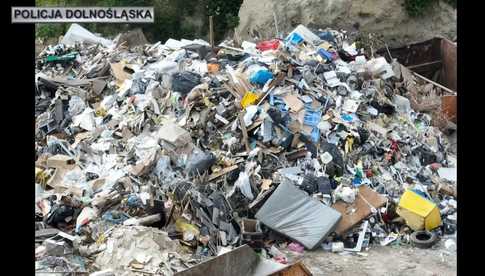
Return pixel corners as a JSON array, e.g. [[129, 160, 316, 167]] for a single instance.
[[365, 169, 373, 178], [273, 255, 288, 264], [288, 242, 304, 253], [430, 163, 441, 171], [256, 39, 280, 51]]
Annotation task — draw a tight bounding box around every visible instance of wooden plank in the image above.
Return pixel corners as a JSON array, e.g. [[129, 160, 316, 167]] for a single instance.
[[332, 185, 387, 236], [222, 84, 242, 100], [272, 261, 313, 276], [209, 16, 214, 48], [207, 165, 239, 181], [247, 120, 263, 132], [255, 141, 282, 154], [35, 228, 60, 239], [407, 60, 442, 70], [413, 71, 456, 94], [285, 148, 308, 161], [238, 113, 251, 152]]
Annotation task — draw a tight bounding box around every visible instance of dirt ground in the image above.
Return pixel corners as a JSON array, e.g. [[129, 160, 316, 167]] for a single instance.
[[237, 0, 456, 47], [280, 238, 456, 276]]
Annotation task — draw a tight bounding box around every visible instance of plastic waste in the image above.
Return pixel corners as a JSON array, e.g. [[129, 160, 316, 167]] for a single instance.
[[45, 204, 75, 227], [241, 91, 260, 108], [241, 41, 258, 54], [235, 171, 254, 200], [256, 39, 281, 51], [335, 186, 356, 204], [171, 71, 201, 95], [154, 155, 176, 183], [331, 242, 344, 252], [44, 52, 78, 64], [286, 25, 321, 45], [72, 107, 96, 131], [287, 33, 304, 45], [249, 69, 273, 85], [61, 23, 113, 48], [185, 149, 216, 176], [366, 57, 394, 79], [288, 242, 305, 253], [243, 105, 259, 126], [123, 214, 161, 226], [102, 211, 129, 224], [76, 207, 97, 233], [175, 218, 200, 241], [317, 48, 333, 61], [317, 31, 336, 44], [393, 95, 411, 115], [126, 194, 142, 208]]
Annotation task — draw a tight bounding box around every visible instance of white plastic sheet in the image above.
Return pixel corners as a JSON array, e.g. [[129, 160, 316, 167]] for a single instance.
[[68, 96, 86, 117], [62, 24, 113, 48], [235, 171, 254, 200], [72, 107, 96, 131], [76, 207, 97, 233]]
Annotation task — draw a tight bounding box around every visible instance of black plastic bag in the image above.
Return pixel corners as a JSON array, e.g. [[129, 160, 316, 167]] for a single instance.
[[171, 71, 201, 95], [185, 150, 216, 176], [45, 204, 75, 226], [321, 142, 344, 177]]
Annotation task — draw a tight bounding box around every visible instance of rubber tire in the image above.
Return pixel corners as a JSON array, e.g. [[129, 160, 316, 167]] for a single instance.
[[410, 231, 438, 249]]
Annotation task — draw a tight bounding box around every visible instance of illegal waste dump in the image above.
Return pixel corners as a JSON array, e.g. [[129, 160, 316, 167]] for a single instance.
[[35, 23, 457, 275]]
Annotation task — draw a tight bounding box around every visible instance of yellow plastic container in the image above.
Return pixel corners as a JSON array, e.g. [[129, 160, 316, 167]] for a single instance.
[[396, 189, 441, 231], [241, 91, 260, 108]]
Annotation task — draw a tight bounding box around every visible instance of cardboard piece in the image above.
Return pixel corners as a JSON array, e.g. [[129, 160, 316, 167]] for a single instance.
[[110, 63, 132, 86], [46, 155, 76, 170], [129, 150, 158, 176], [271, 261, 312, 276], [46, 168, 71, 192], [91, 79, 107, 95], [332, 185, 387, 236], [438, 183, 457, 197], [208, 165, 239, 181], [283, 94, 304, 113], [158, 122, 191, 147]]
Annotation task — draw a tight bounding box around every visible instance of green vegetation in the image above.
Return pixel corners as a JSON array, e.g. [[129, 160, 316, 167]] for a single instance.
[[36, 0, 243, 43], [443, 0, 456, 8], [206, 0, 243, 42], [404, 0, 456, 17], [404, 0, 436, 17]]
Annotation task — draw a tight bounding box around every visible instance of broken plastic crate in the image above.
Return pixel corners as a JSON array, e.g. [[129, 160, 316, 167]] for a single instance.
[[396, 189, 442, 231]]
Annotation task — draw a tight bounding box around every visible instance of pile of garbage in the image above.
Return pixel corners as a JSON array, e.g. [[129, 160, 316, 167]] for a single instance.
[[35, 23, 457, 275]]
